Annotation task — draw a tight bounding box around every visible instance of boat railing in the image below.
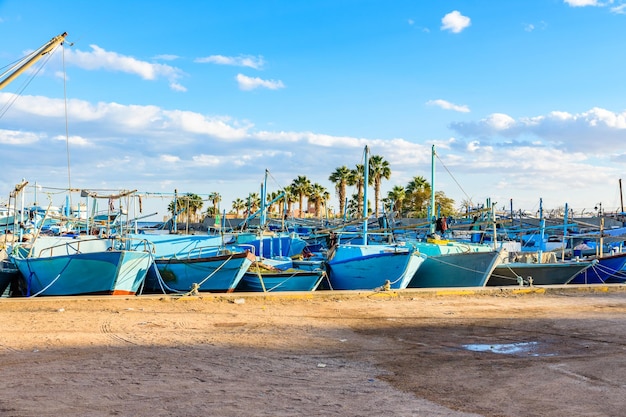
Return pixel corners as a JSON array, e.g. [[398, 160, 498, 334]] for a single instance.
[[168, 244, 239, 260], [28, 235, 160, 258], [334, 230, 402, 245], [27, 236, 106, 258], [116, 236, 159, 254], [232, 243, 257, 257]]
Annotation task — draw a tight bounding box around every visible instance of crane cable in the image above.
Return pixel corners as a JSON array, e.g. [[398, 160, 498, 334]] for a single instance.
[[0, 46, 59, 119]]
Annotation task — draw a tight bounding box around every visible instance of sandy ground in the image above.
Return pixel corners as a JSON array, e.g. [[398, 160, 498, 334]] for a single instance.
[[1, 286, 625, 417]]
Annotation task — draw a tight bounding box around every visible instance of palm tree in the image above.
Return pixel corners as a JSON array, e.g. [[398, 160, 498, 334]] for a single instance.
[[231, 198, 246, 216], [348, 164, 373, 217], [405, 176, 431, 217], [406, 175, 429, 194], [250, 192, 261, 213], [386, 185, 406, 216], [369, 155, 391, 217], [168, 193, 203, 223], [346, 193, 360, 218], [308, 183, 330, 218], [282, 185, 297, 218], [204, 206, 218, 217], [186, 193, 204, 222], [266, 190, 282, 215], [290, 175, 312, 218], [328, 166, 351, 217], [210, 192, 221, 215]]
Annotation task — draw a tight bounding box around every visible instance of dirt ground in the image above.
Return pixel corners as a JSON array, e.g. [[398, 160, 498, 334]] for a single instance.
[[0, 286, 625, 417]]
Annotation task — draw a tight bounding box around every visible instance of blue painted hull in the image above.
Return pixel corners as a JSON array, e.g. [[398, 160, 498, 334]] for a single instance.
[[489, 261, 595, 286], [326, 244, 424, 290], [569, 252, 626, 284], [237, 269, 324, 292], [409, 250, 503, 288], [146, 251, 255, 293], [13, 250, 151, 296]]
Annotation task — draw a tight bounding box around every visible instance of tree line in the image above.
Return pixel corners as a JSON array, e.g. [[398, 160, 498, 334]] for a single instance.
[[168, 154, 458, 222]]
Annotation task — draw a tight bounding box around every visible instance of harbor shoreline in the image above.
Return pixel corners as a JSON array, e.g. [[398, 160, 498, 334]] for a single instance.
[[1, 285, 625, 416]]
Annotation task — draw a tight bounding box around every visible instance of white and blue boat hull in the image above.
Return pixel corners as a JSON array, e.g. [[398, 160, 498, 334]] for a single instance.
[[147, 251, 255, 293], [326, 245, 424, 290], [14, 250, 151, 296]]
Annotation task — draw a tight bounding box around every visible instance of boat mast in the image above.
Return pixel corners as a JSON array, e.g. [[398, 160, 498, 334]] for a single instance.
[[619, 178, 624, 213], [430, 144, 436, 234], [0, 32, 67, 90], [260, 170, 268, 229], [363, 145, 369, 245], [538, 198, 545, 263], [562, 202, 568, 261]]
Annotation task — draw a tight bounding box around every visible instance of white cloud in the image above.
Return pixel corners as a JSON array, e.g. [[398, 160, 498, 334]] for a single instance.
[[467, 140, 481, 152], [164, 109, 252, 139], [153, 54, 179, 61], [523, 21, 547, 32], [0, 129, 41, 145], [195, 54, 265, 70], [53, 134, 91, 146], [486, 113, 516, 130], [426, 99, 470, 113], [3, 89, 626, 216], [160, 154, 181, 163], [564, 0, 601, 6], [191, 154, 223, 166], [0, 93, 253, 143], [450, 107, 626, 152], [65, 45, 186, 91], [236, 74, 285, 91], [441, 11, 471, 33], [564, 0, 621, 7], [611, 3, 626, 13], [169, 82, 187, 92]]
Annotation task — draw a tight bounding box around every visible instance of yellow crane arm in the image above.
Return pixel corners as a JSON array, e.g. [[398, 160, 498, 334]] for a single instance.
[[0, 32, 67, 91]]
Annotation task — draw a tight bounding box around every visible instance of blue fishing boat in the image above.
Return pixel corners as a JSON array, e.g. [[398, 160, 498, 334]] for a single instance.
[[489, 256, 596, 286], [409, 240, 505, 288], [237, 262, 325, 292], [325, 146, 425, 290], [10, 236, 152, 296], [326, 243, 424, 290], [146, 250, 256, 293], [569, 251, 626, 284], [405, 145, 505, 288], [127, 233, 256, 293]]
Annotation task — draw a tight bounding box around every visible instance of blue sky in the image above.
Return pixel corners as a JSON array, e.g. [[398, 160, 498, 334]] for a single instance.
[[2, 0, 626, 219]]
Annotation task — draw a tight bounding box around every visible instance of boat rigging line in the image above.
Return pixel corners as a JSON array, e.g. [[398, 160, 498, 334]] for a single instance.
[[0, 32, 68, 118], [434, 151, 473, 203], [61, 40, 73, 209]]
